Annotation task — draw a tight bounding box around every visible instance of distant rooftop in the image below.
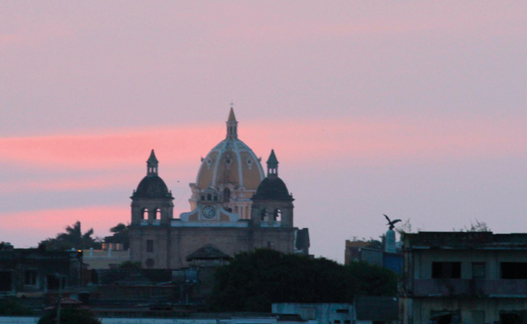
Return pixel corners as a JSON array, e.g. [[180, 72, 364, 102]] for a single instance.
[[404, 231, 527, 249]]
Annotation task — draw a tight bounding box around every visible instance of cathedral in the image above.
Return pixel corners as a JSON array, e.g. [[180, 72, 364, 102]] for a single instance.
[[129, 109, 310, 269]]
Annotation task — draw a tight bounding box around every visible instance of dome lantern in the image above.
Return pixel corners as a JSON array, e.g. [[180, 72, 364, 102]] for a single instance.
[[267, 149, 278, 177], [226, 107, 238, 139], [147, 149, 159, 176]]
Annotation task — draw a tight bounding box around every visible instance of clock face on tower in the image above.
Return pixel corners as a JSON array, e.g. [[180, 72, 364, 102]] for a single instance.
[[202, 205, 216, 219]]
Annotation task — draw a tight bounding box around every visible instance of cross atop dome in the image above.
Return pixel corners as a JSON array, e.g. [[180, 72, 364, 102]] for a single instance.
[[226, 107, 238, 139]]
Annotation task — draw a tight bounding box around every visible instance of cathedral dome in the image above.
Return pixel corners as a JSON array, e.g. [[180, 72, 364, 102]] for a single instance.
[[195, 108, 265, 191]]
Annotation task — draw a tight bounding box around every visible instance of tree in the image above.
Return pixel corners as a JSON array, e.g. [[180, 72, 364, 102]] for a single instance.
[[346, 261, 397, 296], [104, 223, 130, 250], [209, 249, 397, 312], [463, 219, 491, 232], [39, 221, 100, 251], [38, 308, 101, 324], [118, 261, 141, 269]]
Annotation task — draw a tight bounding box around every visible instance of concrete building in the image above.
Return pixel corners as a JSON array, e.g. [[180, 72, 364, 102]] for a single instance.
[[129, 109, 310, 269], [0, 244, 83, 294], [401, 231, 527, 324]]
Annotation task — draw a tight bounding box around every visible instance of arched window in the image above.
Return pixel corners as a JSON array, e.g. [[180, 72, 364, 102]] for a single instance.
[[273, 209, 282, 221], [155, 208, 161, 220], [207, 194, 212, 201], [223, 188, 231, 202], [260, 208, 267, 221], [142, 209, 148, 220]]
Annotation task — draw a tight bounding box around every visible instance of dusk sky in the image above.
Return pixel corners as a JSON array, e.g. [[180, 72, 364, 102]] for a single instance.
[[1, 2, 527, 262]]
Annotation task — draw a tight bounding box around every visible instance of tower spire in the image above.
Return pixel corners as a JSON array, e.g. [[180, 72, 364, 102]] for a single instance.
[[267, 149, 278, 177], [226, 106, 238, 139], [147, 149, 159, 175]]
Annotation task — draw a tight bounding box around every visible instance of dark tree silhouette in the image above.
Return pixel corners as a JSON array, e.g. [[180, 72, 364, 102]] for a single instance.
[[209, 249, 397, 312], [104, 223, 130, 249], [39, 221, 100, 251]]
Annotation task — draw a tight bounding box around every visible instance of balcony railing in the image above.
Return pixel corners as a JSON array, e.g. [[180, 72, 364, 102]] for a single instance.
[[412, 279, 527, 297]]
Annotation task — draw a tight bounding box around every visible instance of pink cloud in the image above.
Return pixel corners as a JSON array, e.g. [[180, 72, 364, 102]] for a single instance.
[[0, 206, 128, 248], [0, 205, 190, 248], [1, 116, 527, 170]]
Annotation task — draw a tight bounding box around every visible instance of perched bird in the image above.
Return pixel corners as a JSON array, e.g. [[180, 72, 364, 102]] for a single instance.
[[384, 214, 402, 230]]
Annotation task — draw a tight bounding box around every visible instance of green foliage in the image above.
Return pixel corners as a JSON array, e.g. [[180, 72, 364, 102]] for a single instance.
[[0, 299, 34, 316], [39, 221, 101, 251], [104, 223, 130, 250], [346, 261, 397, 296], [118, 261, 142, 269], [209, 249, 397, 312], [38, 309, 101, 324]]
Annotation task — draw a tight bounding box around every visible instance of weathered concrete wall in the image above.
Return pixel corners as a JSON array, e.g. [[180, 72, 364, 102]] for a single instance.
[[407, 297, 527, 323]]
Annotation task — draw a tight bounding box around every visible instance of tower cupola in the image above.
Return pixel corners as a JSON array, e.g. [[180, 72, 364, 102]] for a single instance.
[[267, 149, 278, 177], [147, 149, 159, 175]]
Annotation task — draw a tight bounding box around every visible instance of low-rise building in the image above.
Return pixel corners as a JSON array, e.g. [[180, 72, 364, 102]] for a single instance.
[[273, 299, 398, 324], [401, 231, 527, 324], [82, 248, 130, 269], [0, 245, 83, 294]]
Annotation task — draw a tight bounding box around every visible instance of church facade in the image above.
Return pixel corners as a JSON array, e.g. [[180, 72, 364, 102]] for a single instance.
[[129, 109, 310, 269]]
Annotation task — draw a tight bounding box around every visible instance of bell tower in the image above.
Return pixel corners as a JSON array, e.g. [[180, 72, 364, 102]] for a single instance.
[[251, 150, 294, 228], [131, 150, 174, 226]]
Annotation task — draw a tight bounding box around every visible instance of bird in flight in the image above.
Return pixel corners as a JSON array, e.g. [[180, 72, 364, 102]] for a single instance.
[[384, 214, 402, 230]]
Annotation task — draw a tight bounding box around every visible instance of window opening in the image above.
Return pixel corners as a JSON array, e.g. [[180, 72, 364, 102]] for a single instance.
[[223, 188, 231, 202], [142, 209, 148, 220], [432, 262, 461, 279], [146, 240, 154, 253], [24, 270, 37, 286], [501, 262, 527, 279], [260, 208, 267, 221], [273, 209, 282, 221], [0, 271, 12, 291], [155, 208, 161, 220]]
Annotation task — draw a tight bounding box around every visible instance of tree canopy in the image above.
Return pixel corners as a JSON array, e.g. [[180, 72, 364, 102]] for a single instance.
[[209, 249, 397, 312], [104, 223, 130, 249], [39, 221, 100, 251]]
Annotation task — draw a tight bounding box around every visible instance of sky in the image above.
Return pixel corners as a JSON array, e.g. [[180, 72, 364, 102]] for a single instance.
[[1, 1, 527, 262]]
